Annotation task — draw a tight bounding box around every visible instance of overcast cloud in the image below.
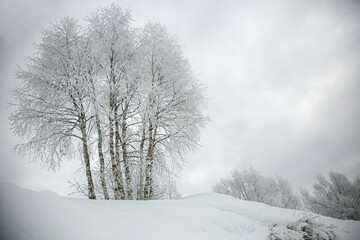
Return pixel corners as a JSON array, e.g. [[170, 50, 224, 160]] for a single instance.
[[0, 0, 359, 197]]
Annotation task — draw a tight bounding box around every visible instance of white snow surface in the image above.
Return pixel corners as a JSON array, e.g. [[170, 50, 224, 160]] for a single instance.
[[0, 183, 359, 240]]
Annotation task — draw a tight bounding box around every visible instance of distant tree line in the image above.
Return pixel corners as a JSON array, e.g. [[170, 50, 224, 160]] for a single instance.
[[213, 167, 302, 209], [213, 168, 360, 220], [10, 3, 207, 200]]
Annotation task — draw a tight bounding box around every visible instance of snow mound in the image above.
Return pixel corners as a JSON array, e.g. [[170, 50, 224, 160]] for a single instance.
[[0, 183, 359, 240]]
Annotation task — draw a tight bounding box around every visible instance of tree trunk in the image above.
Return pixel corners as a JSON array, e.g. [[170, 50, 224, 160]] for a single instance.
[[109, 91, 122, 200], [79, 112, 96, 200], [121, 107, 132, 199], [148, 126, 157, 200], [144, 122, 156, 200], [137, 125, 146, 200], [95, 113, 109, 200], [89, 76, 109, 200], [114, 106, 126, 199]]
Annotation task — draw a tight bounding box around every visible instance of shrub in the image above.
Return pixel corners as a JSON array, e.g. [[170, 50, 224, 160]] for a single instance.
[[268, 214, 336, 240]]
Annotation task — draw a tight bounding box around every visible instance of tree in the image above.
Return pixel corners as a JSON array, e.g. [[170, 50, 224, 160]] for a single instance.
[[276, 176, 302, 209], [138, 22, 207, 200], [213, 167, 301, 209], [10, 17, 97, 199], [86, 4, 135, 200], [81, 34, 110, 199], [301, 172, 360, 220]]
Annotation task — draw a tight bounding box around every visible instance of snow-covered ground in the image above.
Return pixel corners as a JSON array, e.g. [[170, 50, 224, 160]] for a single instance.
[[0, 183, 359, 240]]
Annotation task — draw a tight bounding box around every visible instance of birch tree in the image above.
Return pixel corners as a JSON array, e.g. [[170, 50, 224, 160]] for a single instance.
[[138, 22, 207, 200], [81, 36, 110, 199], [10, 17, 97, 199], [86, 4, 135, 199]]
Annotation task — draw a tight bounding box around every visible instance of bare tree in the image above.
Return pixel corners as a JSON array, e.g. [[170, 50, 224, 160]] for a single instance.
[[82, 38, 110, 199], [10, 17, 97, 199], [138, 22, 207, 200], [301, 172, 360, 220], [276, 176, 301, 209], [86, 4, 134, 199]]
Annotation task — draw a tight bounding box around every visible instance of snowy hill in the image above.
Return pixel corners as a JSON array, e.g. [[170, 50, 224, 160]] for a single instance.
[[0, 183, 359, 240]]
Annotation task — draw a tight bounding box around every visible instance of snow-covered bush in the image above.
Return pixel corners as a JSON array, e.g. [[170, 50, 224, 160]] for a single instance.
[[268, 214, 336, 240], [301, 172, 360, 220]]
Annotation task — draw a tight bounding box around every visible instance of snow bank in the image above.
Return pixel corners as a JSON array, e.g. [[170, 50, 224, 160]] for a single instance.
[[0, 183, 359, 240]]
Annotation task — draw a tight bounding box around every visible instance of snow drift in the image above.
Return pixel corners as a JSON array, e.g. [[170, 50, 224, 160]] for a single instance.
[[0, 183, 359, 240]]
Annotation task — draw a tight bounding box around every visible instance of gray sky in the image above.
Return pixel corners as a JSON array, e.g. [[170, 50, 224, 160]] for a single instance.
[[1, 0, 359, 197]]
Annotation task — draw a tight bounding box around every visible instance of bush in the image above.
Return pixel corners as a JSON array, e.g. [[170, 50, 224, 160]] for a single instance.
[[268, 214, 336, 240]]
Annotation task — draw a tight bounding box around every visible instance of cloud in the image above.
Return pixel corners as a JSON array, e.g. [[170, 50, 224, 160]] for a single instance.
[[179, 0, 360, 194]]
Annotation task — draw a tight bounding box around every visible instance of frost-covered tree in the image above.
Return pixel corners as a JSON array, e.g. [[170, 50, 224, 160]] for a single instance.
[[80, 33, 110, 200], [213, 167, 301, 209], [85, 3, 135, 200], [137, 22, 207, 200], [10, 17, 97, 199], [276, 176, 302, 209], [301, 172, 360, 220]]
